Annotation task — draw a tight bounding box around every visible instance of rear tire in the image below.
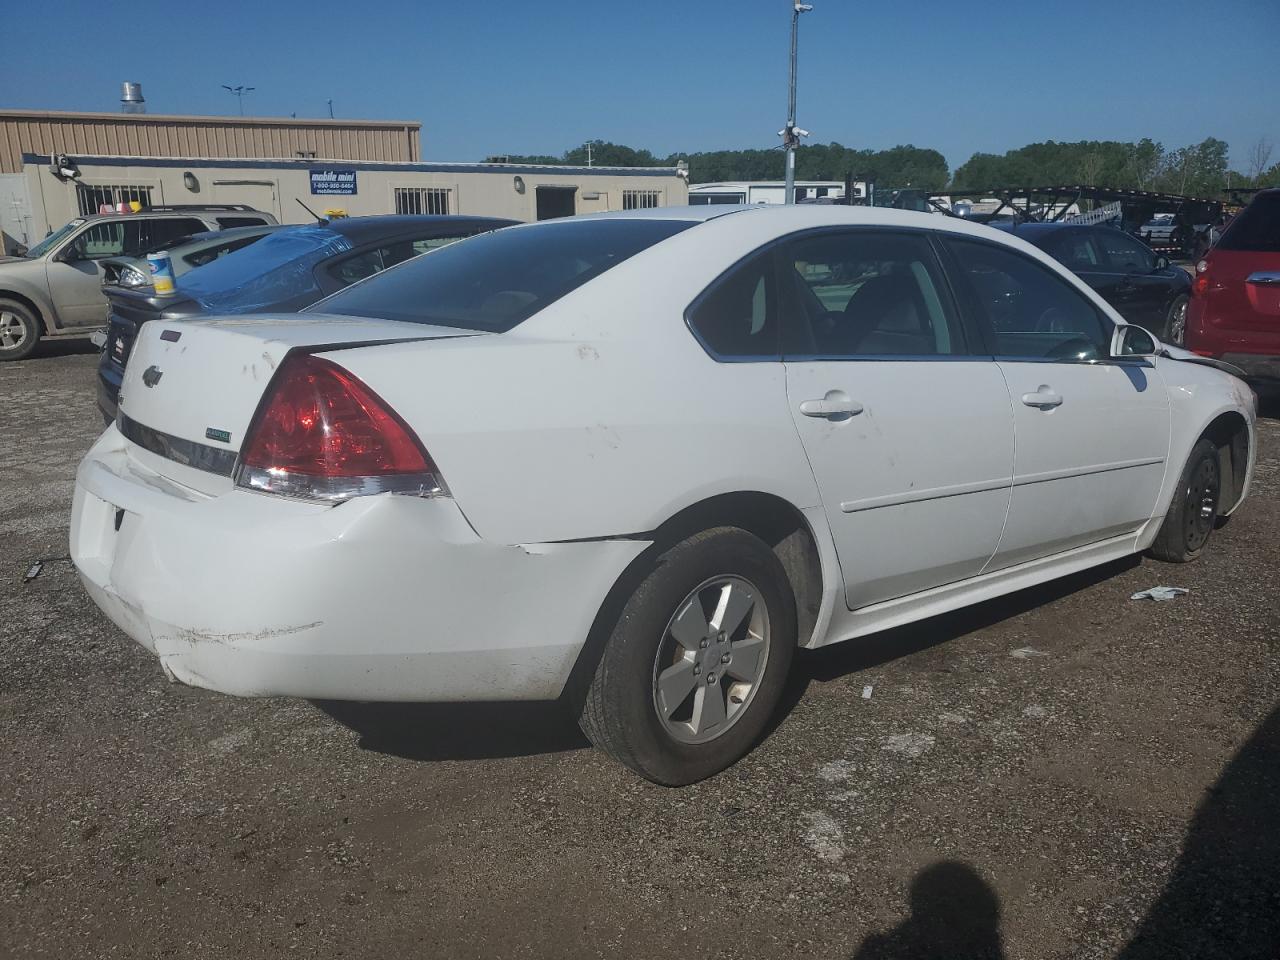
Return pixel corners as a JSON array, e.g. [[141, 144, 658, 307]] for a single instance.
[[1148, 437, 1221, 563], [1164, 295, 1188, 345], [578, 527, 796, 785], [0, 298, 40, 361]]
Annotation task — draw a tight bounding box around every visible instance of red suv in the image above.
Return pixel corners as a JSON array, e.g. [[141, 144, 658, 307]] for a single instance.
[[1186, 188, 1280, 389]]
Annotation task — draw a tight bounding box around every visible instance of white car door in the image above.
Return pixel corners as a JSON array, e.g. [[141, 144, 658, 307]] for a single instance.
[[941, 235, 1170, 570], [778, 229, 1014, 609]]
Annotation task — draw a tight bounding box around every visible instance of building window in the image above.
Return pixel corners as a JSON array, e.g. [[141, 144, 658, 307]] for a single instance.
[[394, 187, 451, 216], [76, 184, 153, 215], [622, 189, 662, 210]]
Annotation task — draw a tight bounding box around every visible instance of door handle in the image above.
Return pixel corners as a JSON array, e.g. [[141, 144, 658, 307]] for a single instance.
[[1021, 386, 1063, 409], [1246, 271, 1280, 285], [800, 390, 863, 419]]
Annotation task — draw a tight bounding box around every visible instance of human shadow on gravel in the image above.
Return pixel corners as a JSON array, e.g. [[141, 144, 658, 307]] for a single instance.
[[851, 860, 1006, 959], [765, 555, 1141, 733], [1117, 704, 1280, 960], [312, 699, 589, 762]]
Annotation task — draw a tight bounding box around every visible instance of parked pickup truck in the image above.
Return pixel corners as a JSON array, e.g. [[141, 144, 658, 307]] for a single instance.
[[0, 205, 275, 361]]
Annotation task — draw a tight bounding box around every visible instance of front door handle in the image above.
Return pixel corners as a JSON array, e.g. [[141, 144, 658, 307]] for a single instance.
[[1246, 271, 1280, 285], [800, 390, 863, 420], [1021, 386, 1063, 409]]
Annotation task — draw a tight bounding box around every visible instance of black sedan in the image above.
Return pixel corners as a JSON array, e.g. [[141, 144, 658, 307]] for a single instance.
[[97, 214, 516, 423], [993, 222, 1191, 344]]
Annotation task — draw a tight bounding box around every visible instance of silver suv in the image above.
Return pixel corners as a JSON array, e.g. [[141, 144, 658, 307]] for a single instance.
[[0, 205, 276, 361]]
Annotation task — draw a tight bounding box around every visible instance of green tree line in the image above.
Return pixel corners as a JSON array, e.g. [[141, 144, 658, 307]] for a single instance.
[[503, 137, 1280, 197]]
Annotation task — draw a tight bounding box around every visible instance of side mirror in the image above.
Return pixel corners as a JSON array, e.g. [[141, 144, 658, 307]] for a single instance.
[[1111, 324, 1159, 359]]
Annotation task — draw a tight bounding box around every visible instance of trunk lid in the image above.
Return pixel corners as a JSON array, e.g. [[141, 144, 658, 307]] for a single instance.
[[118, 315, 479, 495]]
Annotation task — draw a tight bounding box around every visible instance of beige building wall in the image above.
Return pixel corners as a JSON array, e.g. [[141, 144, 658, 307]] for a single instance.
[[23, 157, 689, 233], [0, 110, 421, 174]]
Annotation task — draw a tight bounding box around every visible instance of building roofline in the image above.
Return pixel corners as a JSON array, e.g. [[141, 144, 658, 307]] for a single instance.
[[21, 152, 683, 178], [0, 108, 420, 129]]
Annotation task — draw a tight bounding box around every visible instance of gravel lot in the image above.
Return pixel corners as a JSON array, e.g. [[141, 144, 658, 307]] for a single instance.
[[2, 343, 1277, 960]]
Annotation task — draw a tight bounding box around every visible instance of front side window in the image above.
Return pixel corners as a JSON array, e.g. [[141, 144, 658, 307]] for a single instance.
[[781, 230, 966, 357], [68, 220, 142, 260], [945, 237, 1111, 361], [1095, 230, 1155, 273], [686, 251, 777, 359], [313, 218, 692, 332]]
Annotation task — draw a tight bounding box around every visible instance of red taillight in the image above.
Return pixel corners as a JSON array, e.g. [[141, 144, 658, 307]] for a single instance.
[[236, 353, 446, 500], [1191, 257, 1211, 297]]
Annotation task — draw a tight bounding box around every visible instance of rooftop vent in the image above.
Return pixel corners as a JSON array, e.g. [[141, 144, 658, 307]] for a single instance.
[[121, 82, 145, 114]]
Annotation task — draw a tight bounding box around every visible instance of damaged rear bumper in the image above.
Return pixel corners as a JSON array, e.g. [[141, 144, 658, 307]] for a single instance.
[[71, 428, 649, 701]]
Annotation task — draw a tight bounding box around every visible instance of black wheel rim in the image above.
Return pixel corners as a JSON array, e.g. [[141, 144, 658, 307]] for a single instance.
[[1182, 455, 1219, 553]]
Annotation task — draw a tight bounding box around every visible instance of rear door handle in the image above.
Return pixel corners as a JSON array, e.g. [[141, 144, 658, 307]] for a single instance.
[[1021, 386, 1063, 409], [800, 390, 863, 419]]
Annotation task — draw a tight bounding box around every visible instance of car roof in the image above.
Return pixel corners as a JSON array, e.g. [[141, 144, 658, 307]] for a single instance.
[[75, 208, 271, 224], [321, 214, 518, 244]]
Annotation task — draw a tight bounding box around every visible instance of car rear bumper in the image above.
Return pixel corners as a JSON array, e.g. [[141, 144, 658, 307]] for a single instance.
[[71, 427, 649, 702]]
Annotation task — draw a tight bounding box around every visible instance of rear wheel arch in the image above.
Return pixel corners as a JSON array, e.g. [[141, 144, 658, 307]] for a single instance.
[[560, 491, 824, 711]]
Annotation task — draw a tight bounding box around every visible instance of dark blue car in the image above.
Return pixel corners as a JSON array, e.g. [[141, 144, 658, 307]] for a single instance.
[[97, 214, 515, 422]]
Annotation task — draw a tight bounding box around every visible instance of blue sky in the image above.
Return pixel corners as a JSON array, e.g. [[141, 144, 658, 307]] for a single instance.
[[7, 0, 1278, 173]]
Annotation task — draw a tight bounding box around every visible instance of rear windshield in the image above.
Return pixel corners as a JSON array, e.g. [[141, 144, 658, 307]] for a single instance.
[[310, 218, 694, 332], [1217, 193, 1280, 252], [176, 225, 351, 313]]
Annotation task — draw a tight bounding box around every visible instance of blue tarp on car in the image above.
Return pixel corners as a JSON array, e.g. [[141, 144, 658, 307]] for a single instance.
[[175, 225, 353, 314]]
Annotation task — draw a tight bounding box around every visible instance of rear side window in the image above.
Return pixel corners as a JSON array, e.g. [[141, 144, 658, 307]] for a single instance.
[[945, 237, 1110, 361], [313, 219, 694, 332], [143, 218, 205, 251], [1217, 193, 1280, 252], [686, 250, 778, 358]]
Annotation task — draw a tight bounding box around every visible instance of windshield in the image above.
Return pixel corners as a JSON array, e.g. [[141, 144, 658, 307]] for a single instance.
[[176, 225, 351, 313], [310, 218, 694, 332], [24, 219, 85, 259]]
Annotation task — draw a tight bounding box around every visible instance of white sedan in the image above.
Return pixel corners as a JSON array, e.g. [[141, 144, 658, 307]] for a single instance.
[[71, 205, 1257, 785]]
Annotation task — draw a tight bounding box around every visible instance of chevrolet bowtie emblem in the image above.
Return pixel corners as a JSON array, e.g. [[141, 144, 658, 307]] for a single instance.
[[142, 365, 163, 388]]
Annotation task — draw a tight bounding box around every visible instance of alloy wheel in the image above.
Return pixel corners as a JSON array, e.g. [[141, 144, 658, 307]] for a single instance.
[[0, 311, 27, 351], [1169, 299, 1187, 345], [652, 575, 771, 745]]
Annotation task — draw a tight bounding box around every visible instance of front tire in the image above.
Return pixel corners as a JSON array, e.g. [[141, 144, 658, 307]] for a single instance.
[[578, 527, 796, 785], [0, 299, 40, 361], [1148, 437, 1221, 563]]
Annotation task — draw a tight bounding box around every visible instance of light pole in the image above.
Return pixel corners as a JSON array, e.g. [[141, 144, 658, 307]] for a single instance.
[[221, 85, 255, 116], [781, 2, 813, 204]]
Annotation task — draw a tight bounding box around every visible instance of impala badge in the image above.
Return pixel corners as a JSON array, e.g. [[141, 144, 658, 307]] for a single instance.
[[142, 365, 163, 388]]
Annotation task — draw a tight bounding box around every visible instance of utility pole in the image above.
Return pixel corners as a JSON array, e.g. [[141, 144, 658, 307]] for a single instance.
[[781, 2, 813, 204]]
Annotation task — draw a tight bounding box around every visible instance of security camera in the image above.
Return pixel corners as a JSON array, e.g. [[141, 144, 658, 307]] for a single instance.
[[795, 3, 813, 11], [49, 153, 80, 181], [793, 127, 810, 138]]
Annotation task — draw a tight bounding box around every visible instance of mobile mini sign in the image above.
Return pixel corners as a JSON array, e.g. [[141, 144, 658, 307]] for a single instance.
[[309, 169, 357, 195]]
